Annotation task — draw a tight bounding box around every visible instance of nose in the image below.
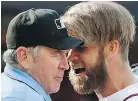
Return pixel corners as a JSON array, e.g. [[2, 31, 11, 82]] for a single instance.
[[67, 49, 78, 61], [59, 52, 69, 70]]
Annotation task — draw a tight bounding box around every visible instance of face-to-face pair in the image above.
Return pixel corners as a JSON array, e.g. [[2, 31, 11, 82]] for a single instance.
[[28, 43, 107, 95], [18, 46, 69, 94], [67, 42, 108, 95], [18, 41, 107, 95]]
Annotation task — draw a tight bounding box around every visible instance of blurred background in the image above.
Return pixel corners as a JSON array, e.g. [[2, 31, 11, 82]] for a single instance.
[[1, 1, 138, 101]]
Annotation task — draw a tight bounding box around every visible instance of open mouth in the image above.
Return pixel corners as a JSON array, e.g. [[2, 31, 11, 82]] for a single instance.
[[74, 67, 86, 74]]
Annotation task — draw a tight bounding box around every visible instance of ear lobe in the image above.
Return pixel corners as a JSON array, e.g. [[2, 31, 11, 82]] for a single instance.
[[104, 40, 119, 59], [16, 47, 29, 69]]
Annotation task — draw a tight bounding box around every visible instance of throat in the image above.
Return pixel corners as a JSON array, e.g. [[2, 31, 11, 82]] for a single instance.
[[94, 77, 118, 98], [94, 74, 137, 98]]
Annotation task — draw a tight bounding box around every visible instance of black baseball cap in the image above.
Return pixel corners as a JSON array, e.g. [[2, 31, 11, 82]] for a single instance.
[[6, 8, 83, 50]]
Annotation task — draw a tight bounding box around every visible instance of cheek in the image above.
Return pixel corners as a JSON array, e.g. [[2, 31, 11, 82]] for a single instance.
[[40, 54, 60, 66], [42, 57, 61, 77], [79, 55, 93, 68], [38, 58, 59, 74], [81, 52, 99, 68], [31, 55, 60, 78]]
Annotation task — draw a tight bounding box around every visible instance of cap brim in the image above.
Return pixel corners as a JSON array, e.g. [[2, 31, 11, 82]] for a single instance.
[[46, 36, 84, 50]]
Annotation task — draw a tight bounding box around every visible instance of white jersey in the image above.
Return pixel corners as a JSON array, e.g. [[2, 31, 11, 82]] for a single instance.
[[99, 82, 138, 101]]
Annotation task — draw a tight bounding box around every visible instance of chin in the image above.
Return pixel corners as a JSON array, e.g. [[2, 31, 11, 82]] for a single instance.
[[51, 86, 60, 94], [45, 85, 60, 94], [71, 82, 95, 95], [53, 89, 60, 94]]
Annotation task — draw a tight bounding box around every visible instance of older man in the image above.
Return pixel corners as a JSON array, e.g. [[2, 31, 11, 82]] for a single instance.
[[1, 8, 83, 101]]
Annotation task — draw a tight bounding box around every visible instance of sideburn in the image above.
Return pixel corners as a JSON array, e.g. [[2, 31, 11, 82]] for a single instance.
[[85, 48, 108, 93]]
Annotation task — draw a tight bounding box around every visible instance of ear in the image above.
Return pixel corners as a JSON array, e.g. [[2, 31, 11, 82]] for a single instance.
[[16, 46, 30, 69], [104, 40, 119, 59]]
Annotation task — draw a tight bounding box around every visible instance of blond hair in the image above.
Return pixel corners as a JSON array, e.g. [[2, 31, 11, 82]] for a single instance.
[[62, 1, 136, 60]]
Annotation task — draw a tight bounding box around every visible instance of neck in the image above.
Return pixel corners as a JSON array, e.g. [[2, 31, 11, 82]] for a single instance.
[[94, 62, 137, 99]]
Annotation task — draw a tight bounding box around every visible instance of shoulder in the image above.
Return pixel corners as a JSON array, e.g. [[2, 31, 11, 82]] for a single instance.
[[1, 74, 26, 100], [1, 97, 25, 101], [1, 73, 45, 101]]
